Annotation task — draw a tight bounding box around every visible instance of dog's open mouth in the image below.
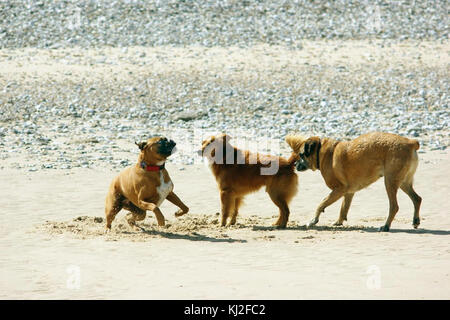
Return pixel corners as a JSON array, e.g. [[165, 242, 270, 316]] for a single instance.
[[158, 138, 176, 157]]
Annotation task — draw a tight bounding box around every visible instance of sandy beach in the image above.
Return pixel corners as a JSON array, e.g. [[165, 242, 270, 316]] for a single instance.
[[1, 0, 449, 301], [1, 149, 449, 299]]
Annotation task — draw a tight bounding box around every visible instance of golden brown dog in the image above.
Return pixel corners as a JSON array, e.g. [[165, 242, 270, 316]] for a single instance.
[[199, 134, 298, 228], [286, 132, 422, 231], [105, 136, 189, 231]]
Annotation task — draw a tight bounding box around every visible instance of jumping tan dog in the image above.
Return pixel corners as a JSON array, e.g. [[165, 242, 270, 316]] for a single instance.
[[286, 132, 422, 231], [105, 136, 189, 231], [199, 134, 298, 228]]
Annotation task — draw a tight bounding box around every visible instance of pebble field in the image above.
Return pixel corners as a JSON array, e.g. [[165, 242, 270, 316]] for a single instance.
[[0, 0, 448, 171]]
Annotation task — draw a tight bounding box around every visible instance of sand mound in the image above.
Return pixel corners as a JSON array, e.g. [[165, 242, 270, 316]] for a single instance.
[[35, 213, 375, 243], [37, 214, 229, 242]]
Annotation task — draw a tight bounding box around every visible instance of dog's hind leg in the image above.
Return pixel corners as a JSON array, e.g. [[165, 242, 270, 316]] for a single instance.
[[308, 190, 344, 228], [105, 192, 123, 232], [267, 174, 297, 228], [401, 182, 422, 229], [400, 152, 421, 229], [268, 191, 290, 229], [220, 190, 235, 227], [229, 197, 243, 226], [333, 193, 355, 226], [123, 199, 147, 230], [380, 177, 400, 232]]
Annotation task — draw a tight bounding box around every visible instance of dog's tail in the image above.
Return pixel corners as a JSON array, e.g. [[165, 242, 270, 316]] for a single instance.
[[283, 152, 300, 167], [285, 134, 307, 154], [280, 134, 306, 168]]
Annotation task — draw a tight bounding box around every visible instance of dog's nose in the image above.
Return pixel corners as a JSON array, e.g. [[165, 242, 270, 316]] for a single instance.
[[295, 159, 308, 171], [169, 139, 176, 147]]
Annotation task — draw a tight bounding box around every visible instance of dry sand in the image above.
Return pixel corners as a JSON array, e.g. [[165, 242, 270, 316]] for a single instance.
[[1, 39, 449, 300], [1, 41, 448, 90], [1, 149, 449, 299]]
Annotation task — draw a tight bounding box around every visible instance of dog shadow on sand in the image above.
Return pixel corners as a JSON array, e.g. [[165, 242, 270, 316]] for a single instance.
[[252, 224, 450, 236], [129, 226, 247, 243]]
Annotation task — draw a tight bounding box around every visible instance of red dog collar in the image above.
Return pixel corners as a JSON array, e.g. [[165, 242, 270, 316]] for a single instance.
[[140, 161, 165, 171]]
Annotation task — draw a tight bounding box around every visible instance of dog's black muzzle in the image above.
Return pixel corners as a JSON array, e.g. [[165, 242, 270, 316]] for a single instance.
[[158, 138, 176, 156], [295, 157, 309, 171]]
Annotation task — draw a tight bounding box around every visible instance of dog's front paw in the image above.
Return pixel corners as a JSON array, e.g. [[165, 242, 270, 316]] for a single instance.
[[306, 217, 319, 228], [413, 217, 420, 229], [156, 220, 166, 227], [333, 220, 344, 226], [128, 223, 143, 232], [379, 225, 390, 232], [174, 208, 189, 217], [228, 216, 238, 226], [272, 217, 286, 229], [272, 221, 287, 229]]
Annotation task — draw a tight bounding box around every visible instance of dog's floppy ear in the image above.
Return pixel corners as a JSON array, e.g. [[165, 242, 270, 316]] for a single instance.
[[285, 134, 306, 154], [304, 137, 320, 157], [135, 141, 147, 150]]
